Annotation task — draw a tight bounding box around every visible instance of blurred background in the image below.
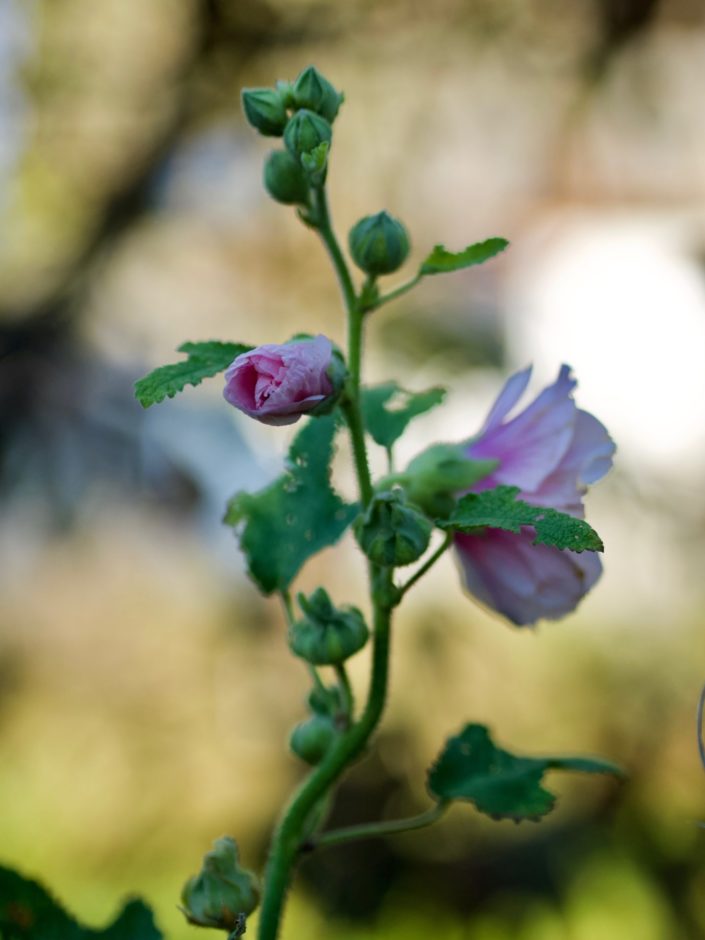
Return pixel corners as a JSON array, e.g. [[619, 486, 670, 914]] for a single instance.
[[2, 0, 705, 937]]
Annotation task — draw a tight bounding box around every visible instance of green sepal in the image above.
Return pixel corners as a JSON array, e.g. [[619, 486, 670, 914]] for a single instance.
[[241, 87, 288, 136], [300, 140, 329, 186], [134, 341, 251, 408], [354, 489, 432, 567], [437, 485, 603, 553], [292, 65, 344, 123], [263, 149, 309, 204], [401, 443, 498, 517], [289, 587, 369, 665], [361, 381, 446, 451], [0, 864, 162, 939], [181, 837, 259, 931], [348, 211, 410, 277], [224, 414, 358, 594], [427, 723, 623, 821], [419, 237, 509, 276], [283, 109, 332, 159]]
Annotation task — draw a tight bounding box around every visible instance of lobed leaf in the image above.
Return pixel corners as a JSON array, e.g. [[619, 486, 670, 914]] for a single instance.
[[134, 340, 252, 408], [438, 485, 603, 553], [419, 237, 509, 276], [427, 724, 622, 821], [224, 413, 358, 594], [362, 382, 446, 451], [0, 865, 162, 939]]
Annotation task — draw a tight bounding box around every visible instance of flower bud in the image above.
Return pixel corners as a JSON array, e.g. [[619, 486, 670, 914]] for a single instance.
[[241, 87, 288, 136], [292, 65, 344, 123], [348, 211, 410, 276], [283, 109, 332, 159], [263, 150, 309, 205], [354, 490, 432, 567], [289, 713, 337, 765], [289, 587, 369, 665], [180, 837, 259, 931]]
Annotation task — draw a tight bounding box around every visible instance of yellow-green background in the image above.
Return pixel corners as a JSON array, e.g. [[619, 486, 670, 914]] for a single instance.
[[2, 1, 705, 937]]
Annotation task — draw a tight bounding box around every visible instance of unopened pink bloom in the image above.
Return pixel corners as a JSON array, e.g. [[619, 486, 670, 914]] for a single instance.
[[454, 365, 614, 626], [223, 335, 335, 426]]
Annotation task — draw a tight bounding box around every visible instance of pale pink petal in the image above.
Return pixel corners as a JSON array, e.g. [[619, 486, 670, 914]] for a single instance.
[[480, 366, 533, 433]]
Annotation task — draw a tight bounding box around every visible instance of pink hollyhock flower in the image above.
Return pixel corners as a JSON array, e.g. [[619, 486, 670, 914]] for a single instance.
[[454, 365, 615, 626], [223, 335, 336, 426]]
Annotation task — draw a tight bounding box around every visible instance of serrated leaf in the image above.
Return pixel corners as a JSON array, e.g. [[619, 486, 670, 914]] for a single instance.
[[438, 485, 603, 553], [427, 724, 622, 821], [224, 413, 358, 594], [301, 140, 329, 179], [361, 382, 446, 450], [134, 340, 252, 408], [419, 237, 509, 276], [0, 865, 163, 939]]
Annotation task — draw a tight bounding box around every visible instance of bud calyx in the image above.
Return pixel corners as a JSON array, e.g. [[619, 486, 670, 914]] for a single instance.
[[348, 211, 410, 276], [289, 587, 369, 665], [354, 490, 432, 566], [180, 837, 259, 932]]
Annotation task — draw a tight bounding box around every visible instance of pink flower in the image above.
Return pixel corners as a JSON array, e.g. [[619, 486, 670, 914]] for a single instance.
[[223, 335, 336, 426], [454, 365, 615, 626]]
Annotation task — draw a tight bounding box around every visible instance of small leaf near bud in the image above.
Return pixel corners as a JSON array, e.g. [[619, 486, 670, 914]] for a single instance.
[[289, 587, 369, 665], [348, 211, 410, 276], [263, 150, 309, 205], [354, 490, 432, 567], [241, 88, 288, 136], [180, 837, 259, 931], [293, 65, 344, 123], [284, 109, 333, 160], [300, 140, 329, 186], [289, 713, 337, 765]]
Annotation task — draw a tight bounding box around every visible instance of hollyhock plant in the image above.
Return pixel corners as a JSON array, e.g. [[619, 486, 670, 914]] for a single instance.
[[223, 334, 337, 426], [454, 365, 615, 626]]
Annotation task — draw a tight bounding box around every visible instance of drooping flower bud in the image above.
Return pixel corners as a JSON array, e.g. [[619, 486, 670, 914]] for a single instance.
[[348, 211, 410, 276], [283, 109, 333, 160], [354, 490, 432, 567], [263, 150, 309, 205], [292, 65, 344, 123], [180, 837, 259, 931], [289, 587, 369, 665], [289, 713, 337, 765], [241, 88, 288, 136]]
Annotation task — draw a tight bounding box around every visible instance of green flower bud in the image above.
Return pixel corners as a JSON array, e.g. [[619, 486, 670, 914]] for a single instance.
[[263, 150, 309, 205], [354, 490, 432, 567], [283, 109, 332, 159], [289, 713, 337, 765], [241, 87, 288, 136], [180, 837, 259, 932], [348, 211, 410, 276], [292, 65, 344, 123], [403, 444, 498, 518], [275, 79, 296, 109], [289, 587, 369, 665]]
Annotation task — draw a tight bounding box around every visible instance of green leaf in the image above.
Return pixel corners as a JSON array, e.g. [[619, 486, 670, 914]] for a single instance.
[[419, 237, 509, 276], [427, 724, 622, 821], [362, 382, 446, 450], [438, 485, 603, 553], [134, 340, 252, 408], [224, 414, 358, 594], [301, 140, 329, 180], [0, 865, 162, 939]]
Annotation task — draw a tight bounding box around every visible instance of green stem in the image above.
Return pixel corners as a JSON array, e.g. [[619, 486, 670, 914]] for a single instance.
[[334, 663, 354, 721], [257, 569, 395, 940], [310, 801, 448, 851], [397, 533, 453, 600], [367, 273, 422, 311]]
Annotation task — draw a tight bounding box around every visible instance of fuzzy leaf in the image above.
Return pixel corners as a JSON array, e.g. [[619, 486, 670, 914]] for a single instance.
[[419, 238, 509, 276], [427, 724, 622, 821], [362, 382, 446, 450], [224, 414, 358, 594], [0, 865, 162, 939], [134, 340, 251, 408], [438, 485, 603, 553]]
